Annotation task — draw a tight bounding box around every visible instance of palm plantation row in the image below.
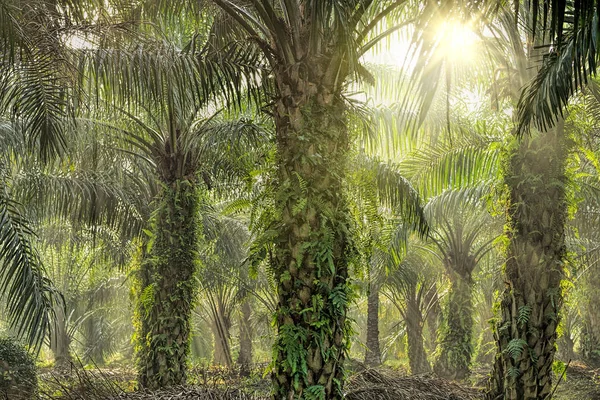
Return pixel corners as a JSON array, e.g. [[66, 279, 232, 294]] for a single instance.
[[1, 1, 599, 399]]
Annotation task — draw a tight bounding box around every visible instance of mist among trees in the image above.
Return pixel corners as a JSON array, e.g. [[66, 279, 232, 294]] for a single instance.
[[1, 1, 600, 400]]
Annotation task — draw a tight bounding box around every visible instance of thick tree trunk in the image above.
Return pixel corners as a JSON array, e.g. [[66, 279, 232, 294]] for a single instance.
[[270, 75, 351, 399], [364, 286, 382, 366], [237, 299, 253, 375], [486, 124, 568, 400], [434, 271, 474, 380], [137, 178, 201, 389], [406, 296, 431, 374]]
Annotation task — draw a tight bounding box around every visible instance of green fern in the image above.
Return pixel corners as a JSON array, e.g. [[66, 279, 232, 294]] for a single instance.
[[508, 366, 521, 379], [305, 385, 326, 400], [505, 338, 528, 360], [517, 305, 532, 327]]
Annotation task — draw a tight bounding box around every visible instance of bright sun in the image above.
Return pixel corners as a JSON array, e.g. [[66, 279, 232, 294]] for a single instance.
[[435, 21, 479, 64], [362, 21, 480, 71]]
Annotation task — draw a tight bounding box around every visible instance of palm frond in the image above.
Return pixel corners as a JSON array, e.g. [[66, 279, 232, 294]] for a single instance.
[[0, 169, 58, 349], [357, 155, 428, 236], [516, 30, 598, 136], [400, 129, 501, 198]]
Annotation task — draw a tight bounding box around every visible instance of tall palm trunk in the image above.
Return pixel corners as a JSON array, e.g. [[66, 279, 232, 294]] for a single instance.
[[476, 300, 496, 366], [364, 285, 382, 366], [425, 285, 440, 352], [271, 74, 351, 399], [486, 122, 568, 399], [237, 299, 253, 375], [211, 306, 233, 368], [406, 294, 431, 374], [137, 175, 201, 389], [50, 304, 72, 368], [434, 267, 475, 380], [581, 263, 600, 365]]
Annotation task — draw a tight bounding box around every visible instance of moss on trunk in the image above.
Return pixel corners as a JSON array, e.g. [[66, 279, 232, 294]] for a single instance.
[[434, 272, 474, 380], [136, 178, 201, 389], [270, 85, 352, 399], [487, 124, 568, 400]]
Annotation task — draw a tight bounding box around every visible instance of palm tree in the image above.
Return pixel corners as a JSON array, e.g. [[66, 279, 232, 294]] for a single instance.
[[475, 9, 572, 398], [70, 5, 268, 383], [0, 0, 82, 350], [346, 152, 427, 367], [425, 189, 499, 380], [211, 2, 421, 397], [405, 5, 577, 396], [383, 243, 440, 374]]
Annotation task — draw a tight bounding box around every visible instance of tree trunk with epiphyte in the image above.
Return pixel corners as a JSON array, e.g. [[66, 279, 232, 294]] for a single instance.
[[486, 122, 568, 400], [434, 266, 475, 380], [364, 285, 382, 367], [136, 169, 201, 389], [270, 62, 352, 399]]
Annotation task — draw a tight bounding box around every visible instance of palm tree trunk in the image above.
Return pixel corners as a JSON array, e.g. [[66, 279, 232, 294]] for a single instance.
[[486, 123, 568, 400], [581, 265, 600, 365], [237, 299, 253, 375], [434, 270, 474, 380], [364, 286, 382, 366], [50, 304, 72, 369], [406, 296, 431, 374], [581, 323, 600, 365], [211, 309, 233, 368], [425, 285, 440, 352], [476, 308, 495, 366], [137, 178, 201, 389], [271, 82, 351, 399]]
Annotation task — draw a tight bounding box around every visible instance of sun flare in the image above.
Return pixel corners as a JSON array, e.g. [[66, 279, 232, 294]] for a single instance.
[[435, 21, 479, 64]]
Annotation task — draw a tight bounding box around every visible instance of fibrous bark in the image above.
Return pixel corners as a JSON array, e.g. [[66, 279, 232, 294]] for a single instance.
[[486, 124, 568, 400], [434, 270, 474, 380], [364, 286, 382, 367], [406, 294, 431, 374], [270, 68, 351, 399], [237, 299, 253, 375], [137, 177, 201, 389]]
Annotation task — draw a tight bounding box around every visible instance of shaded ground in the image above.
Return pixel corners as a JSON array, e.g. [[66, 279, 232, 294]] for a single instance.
[[553, 362, 600, 400], [34, 362, 600, 399], [345, 368, 482, 400]]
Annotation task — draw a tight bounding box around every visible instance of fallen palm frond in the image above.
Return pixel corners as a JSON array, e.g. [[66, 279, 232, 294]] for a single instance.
[[37, 363, 487, 400], [345, 368, 483, 400]]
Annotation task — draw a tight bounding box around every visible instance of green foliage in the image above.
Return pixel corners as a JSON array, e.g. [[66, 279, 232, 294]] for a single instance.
[[517, 305, 532, 327], [136, 179, 204, 388], [0, 337, 37, 399], [505, 339, 528, 360], [552, 359, 568, 380]]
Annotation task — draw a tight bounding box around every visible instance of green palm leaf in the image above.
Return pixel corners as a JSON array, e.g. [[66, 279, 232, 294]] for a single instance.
[[0, 172, 58, 349]]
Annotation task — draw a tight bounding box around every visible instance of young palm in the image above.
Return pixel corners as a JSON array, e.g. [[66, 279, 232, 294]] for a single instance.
[[425, 189, 500, 380]]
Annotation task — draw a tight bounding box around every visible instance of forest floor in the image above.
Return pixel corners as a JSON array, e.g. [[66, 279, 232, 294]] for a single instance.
[[35, 361, 600, 399], [552, 362, 600, 400]]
